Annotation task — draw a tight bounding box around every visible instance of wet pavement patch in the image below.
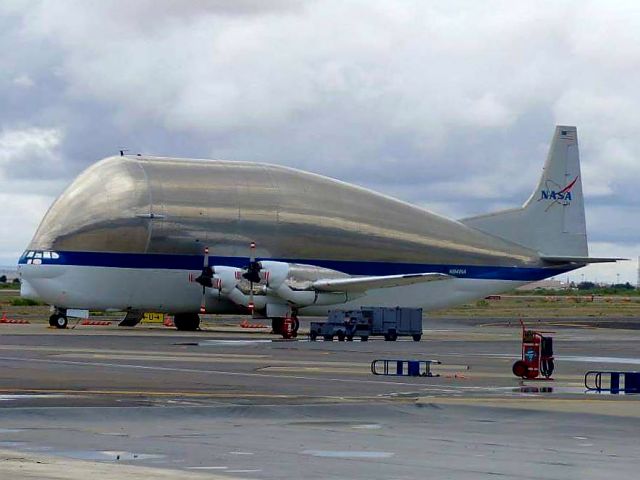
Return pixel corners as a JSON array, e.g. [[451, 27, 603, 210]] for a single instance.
[[53, 450, 165, 461], [558, 355, 640, 365], [174, 339, 274, 347], [301, 450, 395, 459], [0, 394, 67, 401]]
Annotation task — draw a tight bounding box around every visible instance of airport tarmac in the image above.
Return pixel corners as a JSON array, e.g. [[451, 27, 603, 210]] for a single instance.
[[0, 317, 639, 479]]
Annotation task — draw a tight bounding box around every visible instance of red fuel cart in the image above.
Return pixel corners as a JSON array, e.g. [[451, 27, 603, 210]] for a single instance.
[[512, 320, 554, 380], [281, 316, 296, 339]]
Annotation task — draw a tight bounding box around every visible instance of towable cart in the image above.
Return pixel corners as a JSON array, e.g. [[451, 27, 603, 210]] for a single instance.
[[309, 307, 423, 341], [512, 320, 554, 380]]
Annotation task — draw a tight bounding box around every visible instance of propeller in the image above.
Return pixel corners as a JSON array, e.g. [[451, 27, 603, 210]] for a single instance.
[[194, 246, 213, 314], [241, 242, 262, 314]]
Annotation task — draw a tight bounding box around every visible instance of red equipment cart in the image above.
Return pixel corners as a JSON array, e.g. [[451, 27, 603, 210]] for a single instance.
[[281, 316, 296, 339], [512, 320, 554, 380]]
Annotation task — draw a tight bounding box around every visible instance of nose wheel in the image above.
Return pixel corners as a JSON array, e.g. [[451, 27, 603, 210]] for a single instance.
[[49, 314, 68, 329]]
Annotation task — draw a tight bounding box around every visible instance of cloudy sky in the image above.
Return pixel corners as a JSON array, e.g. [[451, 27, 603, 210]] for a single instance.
[[1, 0, 638, 283]]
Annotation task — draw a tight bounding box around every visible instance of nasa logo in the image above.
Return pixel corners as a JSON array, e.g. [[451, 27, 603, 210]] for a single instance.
[[538, 176, 579, 208]]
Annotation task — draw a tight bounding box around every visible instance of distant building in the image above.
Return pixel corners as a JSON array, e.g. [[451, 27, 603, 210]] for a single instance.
[[517, 279, 569, 291]]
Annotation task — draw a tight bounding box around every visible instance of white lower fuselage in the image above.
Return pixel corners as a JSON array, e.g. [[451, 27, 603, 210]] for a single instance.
[[19, 262, 528, 316]]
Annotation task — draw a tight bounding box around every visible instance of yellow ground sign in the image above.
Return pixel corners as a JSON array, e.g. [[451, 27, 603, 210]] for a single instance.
[[141, 312, 165, 323]]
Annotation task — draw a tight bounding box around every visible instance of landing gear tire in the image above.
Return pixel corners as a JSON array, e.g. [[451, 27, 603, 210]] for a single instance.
[[337, 330, 346, 342], [271, 318, 284, 335], [50, 314, 67, 329], [174, 313, 200, 331], [512, 360, 528, 378], [292, 317, 300, 334]]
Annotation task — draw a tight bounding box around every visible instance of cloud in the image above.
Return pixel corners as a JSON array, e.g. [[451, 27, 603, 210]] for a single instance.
[[12, 74, 34, 88], [0, 1, 639, 283], [0, 127, 65, 180]]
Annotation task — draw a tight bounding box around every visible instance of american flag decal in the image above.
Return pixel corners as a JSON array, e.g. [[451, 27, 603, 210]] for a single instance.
[[559, 129, 576, 141]]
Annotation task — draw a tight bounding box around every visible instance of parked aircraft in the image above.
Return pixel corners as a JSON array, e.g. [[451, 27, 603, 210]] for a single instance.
[[18, 126, 618, 332]]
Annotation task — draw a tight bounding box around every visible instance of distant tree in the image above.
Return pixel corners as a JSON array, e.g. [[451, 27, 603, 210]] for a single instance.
[[577, 281, 596, 290], [11, 278, 20, 285], [0, 275, 6, 283]]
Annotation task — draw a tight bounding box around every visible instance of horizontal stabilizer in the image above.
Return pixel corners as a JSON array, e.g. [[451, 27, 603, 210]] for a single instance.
[[540, 256, 627, 264], [312, 272, 451, 293]]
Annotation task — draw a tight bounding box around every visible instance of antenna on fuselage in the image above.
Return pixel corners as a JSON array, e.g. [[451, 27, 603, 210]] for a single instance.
[[119, 148, 129, 157]]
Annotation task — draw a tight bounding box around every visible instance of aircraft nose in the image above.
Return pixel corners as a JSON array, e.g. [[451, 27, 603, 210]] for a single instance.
[[19, 278, 41, 302]]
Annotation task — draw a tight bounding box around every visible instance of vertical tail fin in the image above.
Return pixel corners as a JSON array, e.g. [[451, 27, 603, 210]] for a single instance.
[[461, 126, 587, 257]]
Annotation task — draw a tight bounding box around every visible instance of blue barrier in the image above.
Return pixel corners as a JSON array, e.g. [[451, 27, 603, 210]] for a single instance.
[[585, 371, 640, 394], [371, 359, 440, 377]]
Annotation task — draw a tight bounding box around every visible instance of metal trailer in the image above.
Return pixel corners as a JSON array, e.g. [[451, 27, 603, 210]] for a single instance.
[[309, 307, 423, 342], [362, 307, 423, 341]]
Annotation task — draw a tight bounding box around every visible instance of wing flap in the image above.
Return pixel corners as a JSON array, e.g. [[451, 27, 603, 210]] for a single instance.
[[312, 272, 451, 293]]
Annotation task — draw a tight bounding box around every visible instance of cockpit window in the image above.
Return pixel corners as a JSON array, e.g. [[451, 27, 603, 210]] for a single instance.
[[24, 250, 60, 262]]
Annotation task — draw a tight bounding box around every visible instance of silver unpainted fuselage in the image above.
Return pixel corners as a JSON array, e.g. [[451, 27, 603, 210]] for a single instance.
[[18, 155, 575, 315]]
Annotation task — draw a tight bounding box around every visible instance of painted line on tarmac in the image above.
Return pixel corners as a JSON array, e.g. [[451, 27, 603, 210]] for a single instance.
[[0, 355, 437, 388]]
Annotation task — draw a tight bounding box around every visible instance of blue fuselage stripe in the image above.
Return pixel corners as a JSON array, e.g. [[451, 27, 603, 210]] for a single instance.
[[18, 251, 575, 282]]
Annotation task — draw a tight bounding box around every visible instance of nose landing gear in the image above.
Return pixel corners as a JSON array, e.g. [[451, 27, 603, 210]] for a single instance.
[[49, 308, 68, 329]]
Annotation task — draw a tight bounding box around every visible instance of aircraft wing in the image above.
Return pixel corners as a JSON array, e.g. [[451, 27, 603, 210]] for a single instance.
[[312, 272, 451, 293], [540, 256, 627, 264]]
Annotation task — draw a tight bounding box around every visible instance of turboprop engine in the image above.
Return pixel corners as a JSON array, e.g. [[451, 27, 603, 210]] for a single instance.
[[191, 244, 364, 316]]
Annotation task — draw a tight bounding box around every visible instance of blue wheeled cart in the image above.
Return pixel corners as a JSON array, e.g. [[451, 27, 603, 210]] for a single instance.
[[371, 359, 440, 377], [585, 371, 640, 394]]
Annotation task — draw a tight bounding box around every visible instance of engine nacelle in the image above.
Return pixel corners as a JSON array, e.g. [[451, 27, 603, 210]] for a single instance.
[[258, 261, 290, 289], [270, 283, 361, 307], [212, 266, 242, 294]]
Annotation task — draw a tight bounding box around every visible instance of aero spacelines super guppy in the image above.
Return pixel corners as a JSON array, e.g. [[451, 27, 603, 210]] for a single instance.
[[18, 126, 619, 331]]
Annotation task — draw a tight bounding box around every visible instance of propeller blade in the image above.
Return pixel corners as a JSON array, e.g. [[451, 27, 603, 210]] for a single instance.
[[248, 280, 255, 316], [203, 246, 209, 269], [195, 246, 214, 288], [249, 242, 256, 316], [198, 246, 210, 313], [249, 241, 256, 264], [200, 284, 206, 314], [242, 241, 262, 284]]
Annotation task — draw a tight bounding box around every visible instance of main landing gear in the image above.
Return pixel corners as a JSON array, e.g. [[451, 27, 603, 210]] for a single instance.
[[49, 308, 68, 329], [174, 313, 201, 331]]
